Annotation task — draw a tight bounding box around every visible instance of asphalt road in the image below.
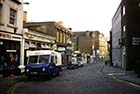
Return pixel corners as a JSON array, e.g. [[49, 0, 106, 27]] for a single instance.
[[11, 63, 140, 94]]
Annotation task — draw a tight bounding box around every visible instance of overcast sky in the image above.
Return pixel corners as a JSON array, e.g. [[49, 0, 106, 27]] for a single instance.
[[24, 0, 122, 37]]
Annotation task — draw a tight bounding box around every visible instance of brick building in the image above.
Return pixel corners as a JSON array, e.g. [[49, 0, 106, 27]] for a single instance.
[[72, 31, 108, 59]]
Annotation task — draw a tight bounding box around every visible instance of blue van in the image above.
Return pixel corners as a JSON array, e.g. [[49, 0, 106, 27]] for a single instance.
[[25, 50, 62, 80]]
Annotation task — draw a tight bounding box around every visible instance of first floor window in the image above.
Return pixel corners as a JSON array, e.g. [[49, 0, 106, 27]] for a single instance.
[[9, 8, 17, 25]]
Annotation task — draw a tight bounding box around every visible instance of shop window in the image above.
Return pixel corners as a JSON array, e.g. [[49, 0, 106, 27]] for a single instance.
[[9, 8, 17, 25]]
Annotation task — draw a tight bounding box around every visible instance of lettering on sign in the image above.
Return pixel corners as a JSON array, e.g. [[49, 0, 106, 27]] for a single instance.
[[0, 33, 12, 39], [132, 37, 140, 45]]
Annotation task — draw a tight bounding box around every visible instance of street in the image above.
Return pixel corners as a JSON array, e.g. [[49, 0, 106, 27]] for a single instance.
[[9, 63, 140, 94]]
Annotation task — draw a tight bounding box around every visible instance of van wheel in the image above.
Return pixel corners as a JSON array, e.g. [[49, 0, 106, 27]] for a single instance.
[[27, 76, 31, 81], [56, 72, 59, 76]]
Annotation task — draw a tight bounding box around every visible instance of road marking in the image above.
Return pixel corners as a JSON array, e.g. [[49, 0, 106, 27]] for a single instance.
[[97, 65, 104, 74], [7, 82, 24, 94], [112, 76, 140, 89], [107, 73, 126, 76]]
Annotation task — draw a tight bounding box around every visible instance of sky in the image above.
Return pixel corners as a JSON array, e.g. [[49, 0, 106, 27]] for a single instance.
[[24, 0, 122, 37]]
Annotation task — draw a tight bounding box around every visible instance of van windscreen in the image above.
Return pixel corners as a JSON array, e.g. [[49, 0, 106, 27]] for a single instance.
[[39, 55, 50, 64], [28, 56, 38, 64]]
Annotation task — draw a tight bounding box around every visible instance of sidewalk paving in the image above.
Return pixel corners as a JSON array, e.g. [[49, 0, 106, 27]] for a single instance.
[[101, 64, 140, 86]]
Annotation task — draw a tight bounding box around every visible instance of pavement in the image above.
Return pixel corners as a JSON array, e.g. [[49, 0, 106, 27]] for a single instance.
[[100, 63, 140, 87], [0, 63, 140, 94]]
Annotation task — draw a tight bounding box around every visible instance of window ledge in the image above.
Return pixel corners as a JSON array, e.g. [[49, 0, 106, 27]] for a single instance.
[[7, 24, 18, 29], [10, 0, 22, 4], [0, 23, 4, 26]]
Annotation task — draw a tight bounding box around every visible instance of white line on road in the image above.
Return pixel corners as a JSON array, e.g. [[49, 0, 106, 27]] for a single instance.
[[7, 82, 24, 94]]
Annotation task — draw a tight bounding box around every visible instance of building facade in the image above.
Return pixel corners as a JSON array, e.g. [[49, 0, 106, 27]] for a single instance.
[[0, 0, 24, 70], [112, 0, 140, 70], [24, 21, 72, 65], [72, 31, 109, 59], [22, 28, 56, 66]]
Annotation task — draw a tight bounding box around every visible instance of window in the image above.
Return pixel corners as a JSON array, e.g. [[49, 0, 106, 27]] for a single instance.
[[123, 25, 126, 32], [57, 31, 59, 42], [0, 7, 1, 23], [123, 25, 126, 38], [60, 32, 63, 43], [9, 8, 17, 25], [123, 6, 125, 16], [63, 33, 66, 43]]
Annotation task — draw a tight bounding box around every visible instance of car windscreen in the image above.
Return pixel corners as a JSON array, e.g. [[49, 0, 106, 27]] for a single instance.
[[39, 55, 50, 64]]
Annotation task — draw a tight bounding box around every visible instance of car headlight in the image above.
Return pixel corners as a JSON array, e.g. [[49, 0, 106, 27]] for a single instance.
[[42, 68, 45, 71], [26, 69, 29, 72]]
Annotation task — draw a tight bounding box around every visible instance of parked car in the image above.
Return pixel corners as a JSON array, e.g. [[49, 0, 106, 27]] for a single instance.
[[77, 60, 84, 67], [67, 62, 78, 69], [67, 58, 83, 69]]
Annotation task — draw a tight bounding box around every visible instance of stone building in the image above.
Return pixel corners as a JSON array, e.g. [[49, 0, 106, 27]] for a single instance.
[[0, 0, 24, 70], [24, 21, 72, 65]]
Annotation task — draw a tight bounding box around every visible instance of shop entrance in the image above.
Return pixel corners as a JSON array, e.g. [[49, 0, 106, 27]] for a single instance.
[[0, 39, 20, 76]]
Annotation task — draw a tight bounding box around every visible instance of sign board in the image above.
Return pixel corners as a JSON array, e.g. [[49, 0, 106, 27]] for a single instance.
[[57, 47, 66, 51], [132, 37, 140, 45]]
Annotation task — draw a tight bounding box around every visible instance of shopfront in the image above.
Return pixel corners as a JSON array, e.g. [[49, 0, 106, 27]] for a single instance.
[[0, 32, 22, 75]]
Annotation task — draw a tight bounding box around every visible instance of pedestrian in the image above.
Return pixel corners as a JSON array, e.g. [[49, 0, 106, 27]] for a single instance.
[[105, 60, 108, 65], [1, 56, 9, 78]]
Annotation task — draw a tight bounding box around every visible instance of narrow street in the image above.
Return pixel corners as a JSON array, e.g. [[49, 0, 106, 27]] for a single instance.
[[10, 63, 140, 94]]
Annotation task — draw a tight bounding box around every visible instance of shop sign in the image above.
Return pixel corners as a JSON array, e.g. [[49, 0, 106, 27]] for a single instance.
[[66, 46, 72, 50], [0, 32, 12, 39], [132, 37, 140, 45], [58, 47, 66, 51], [6, 50, 16, 52]]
